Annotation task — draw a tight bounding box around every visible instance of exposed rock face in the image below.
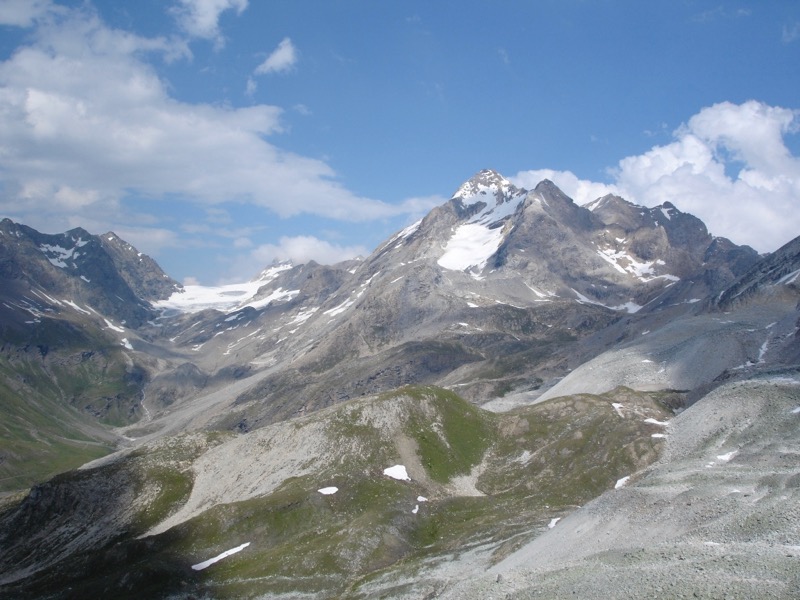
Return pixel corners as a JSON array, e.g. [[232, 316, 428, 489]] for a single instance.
[[0, 171, 797, 599], [0, 218, 181, 329]]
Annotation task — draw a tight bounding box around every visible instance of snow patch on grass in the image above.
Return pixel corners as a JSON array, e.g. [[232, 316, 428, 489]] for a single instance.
[[191, 542, 250, 571], [383, 465, 411, 481]]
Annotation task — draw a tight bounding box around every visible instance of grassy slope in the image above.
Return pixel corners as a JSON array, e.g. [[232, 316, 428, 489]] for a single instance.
[[0, 320, 145, 492], [0, 385, 673, 599]]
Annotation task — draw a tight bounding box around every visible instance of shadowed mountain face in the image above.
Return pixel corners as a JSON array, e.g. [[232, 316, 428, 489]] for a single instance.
[[0, 171, 798, 599]]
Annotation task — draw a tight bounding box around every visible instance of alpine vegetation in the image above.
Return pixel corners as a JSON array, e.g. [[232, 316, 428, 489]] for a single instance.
[[1, 171, 799, 599]]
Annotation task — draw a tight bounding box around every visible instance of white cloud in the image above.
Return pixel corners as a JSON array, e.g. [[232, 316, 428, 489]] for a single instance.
[[0, 5, 417, 245], [516, 101, 800, 253], [171, 0, 248, 47], [782, 21, 800, 43], [251, 236, 368, 266], [0, 0, 58, 27], [255, 37, 298, 75], [511, 169, 621, 206]]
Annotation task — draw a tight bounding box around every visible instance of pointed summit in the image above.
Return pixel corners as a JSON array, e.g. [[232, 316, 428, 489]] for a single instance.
[[451, 169, 525, 207]]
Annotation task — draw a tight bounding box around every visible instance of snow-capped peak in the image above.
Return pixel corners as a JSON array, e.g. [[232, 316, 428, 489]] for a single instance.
[[254, 261, 293, 283], [451, 169, 526, 207]]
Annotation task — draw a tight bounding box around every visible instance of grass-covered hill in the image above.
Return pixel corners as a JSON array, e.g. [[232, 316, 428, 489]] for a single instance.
[[0, 385, 672, 599]]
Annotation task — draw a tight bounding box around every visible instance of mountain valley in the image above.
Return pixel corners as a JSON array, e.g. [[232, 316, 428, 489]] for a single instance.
[[1, 170, 798, 598]]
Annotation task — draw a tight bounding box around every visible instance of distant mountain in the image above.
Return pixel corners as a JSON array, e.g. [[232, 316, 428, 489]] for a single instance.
[[716, 233, 800, 309], [0, 218, 181, 330], [0, 171, 798, 599], [0, 219, 181, 489]]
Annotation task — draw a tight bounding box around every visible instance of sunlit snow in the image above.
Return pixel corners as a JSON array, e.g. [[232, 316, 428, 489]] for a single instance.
[[155, 280, 298, 314], [777, 269, 800, 285], [548, 517, 561, 529], [615, 476, 630, 489], [437, 223, 505, 273], [318, 487, 338, 495], [64, 300, 90, 315], [644, 418, 669, 426], [103, 318, 125, 332], [191, 542, 250, 571], [383, 465, 411, 481]]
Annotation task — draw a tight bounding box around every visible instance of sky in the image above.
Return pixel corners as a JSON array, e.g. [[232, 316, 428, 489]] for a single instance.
[[0, 0, 798, 284]]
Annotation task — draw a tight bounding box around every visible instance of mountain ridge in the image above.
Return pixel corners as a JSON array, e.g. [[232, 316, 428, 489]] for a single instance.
[[0, 170, 798, 598]]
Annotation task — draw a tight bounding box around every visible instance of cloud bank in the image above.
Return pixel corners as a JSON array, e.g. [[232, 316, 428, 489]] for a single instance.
[[512, 101, 800, 253], [0, 3, 415, 236]]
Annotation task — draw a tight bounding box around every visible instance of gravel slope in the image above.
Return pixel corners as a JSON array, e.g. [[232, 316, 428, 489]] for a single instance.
[[423, 376, 800, 599]]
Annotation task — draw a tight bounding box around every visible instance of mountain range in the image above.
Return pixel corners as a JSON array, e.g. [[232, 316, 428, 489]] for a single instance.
[[1, 170, 798, 598]]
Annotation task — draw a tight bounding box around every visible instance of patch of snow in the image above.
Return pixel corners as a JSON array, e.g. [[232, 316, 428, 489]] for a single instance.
[[515, 450, 532, 464], [716, 451, 737, 462], [244, 287, 299, 311], [777, 268, 800, 285], [191, 542, 251, 571], [792, 406, 800, 414], [120, 338, 133, 350], [614, 476, 630, 489], [324, 297, 356, 318], [318, 487, 338, 495], [39, 243, 79, 268], [103, 318, 125, 332], [397, 219, 421, 240], [612, 301, 643, 314], [288, 306, 318, 326], [596, 247, 678, 283], [155, 281, 269, 314], [417, 496, 428, 502], [255, 262, 293, 282], [572, 289, 641, 313], [64, 300, 90, 315], [611, 403, 625, 418], [758, 340, 769, 363], [437, 222, 504, 273], [412, 505, 419, 514], [80, 275, 90, 283], [644, 418, 669, 426], [548, 517, 561, 529], [384, 465, 411, 481], [525, 283, 556, 300], [651, 433, 667, 439]]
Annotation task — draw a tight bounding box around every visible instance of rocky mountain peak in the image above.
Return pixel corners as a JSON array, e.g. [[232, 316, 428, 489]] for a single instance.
[[451, 169, 526, 208]]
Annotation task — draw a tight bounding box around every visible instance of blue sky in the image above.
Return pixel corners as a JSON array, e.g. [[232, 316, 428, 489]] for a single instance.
[[0, 0, 798, 284]]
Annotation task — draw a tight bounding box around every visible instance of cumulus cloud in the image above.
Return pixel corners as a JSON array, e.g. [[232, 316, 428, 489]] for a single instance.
[[782, 21, 800, 43], [0, 0, 58, 27], [0, 5, 414, 239], [251, 236, 369, 266], [511, 169, 621, 206], [255, 37, 298, 75], [171, 0, 248, 47], [516, 101, 800, 253]]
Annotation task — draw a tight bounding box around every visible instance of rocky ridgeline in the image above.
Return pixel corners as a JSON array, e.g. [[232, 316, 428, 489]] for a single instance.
[[0, 171, 799, 598]]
